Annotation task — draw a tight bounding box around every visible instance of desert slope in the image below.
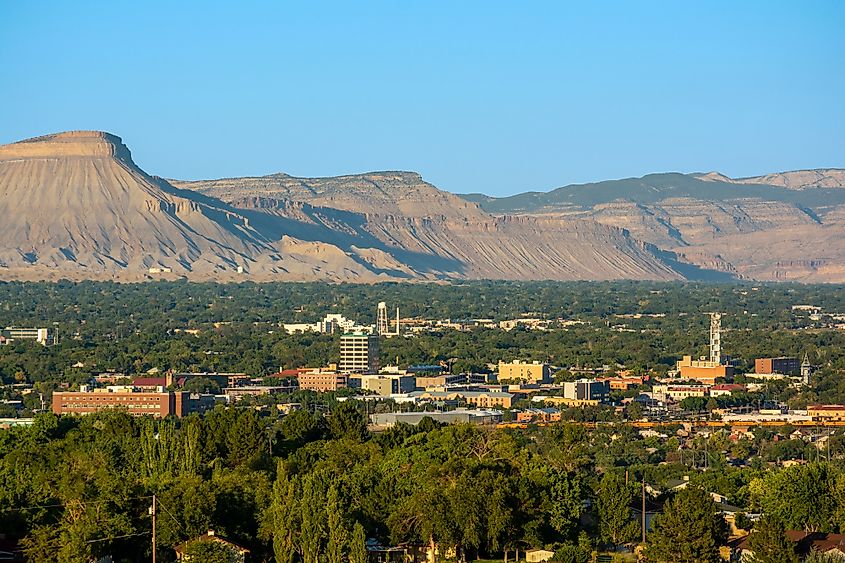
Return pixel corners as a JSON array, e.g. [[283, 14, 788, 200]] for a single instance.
[[180, 172, 686, 281], [0, 132, 415, 281], [0, 131, 686, 282], [172, 171, 490, 220], [459, 171, 845, 282]]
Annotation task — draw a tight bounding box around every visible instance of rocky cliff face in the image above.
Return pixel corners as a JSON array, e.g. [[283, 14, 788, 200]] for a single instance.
[[462, 171, 845, 283], [698, 169, 845, 189], [3, 130, 838, 283], [0, 131, 685, 282], [0, 132, 417, 281], [172, 171, 489, 220]]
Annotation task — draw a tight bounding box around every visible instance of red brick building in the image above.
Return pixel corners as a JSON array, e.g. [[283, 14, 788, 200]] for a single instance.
[[52, 390, 208, 418]]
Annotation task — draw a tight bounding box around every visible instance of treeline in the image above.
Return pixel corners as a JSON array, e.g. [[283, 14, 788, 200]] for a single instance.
[[1, 290, 844, 380], [1, 279, 844, 328], [3, 406, 845, 562]]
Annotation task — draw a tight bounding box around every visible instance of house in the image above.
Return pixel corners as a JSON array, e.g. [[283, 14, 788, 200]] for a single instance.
[[365, 539, 428, 563], [525, 548, 555, 562], [174, 530, 249, 562], [731, 531, 845, 561]]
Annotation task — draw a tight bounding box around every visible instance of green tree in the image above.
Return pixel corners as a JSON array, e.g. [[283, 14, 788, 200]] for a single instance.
[[182, 376, 222, 394], [270, 464, 301, 563], [326, 485, 348, 563], [300, 473, 327, 563], [553, 543, 590, 563], [746, 516, 799, 563], [182, 539, 241, 563], [754, 463, 836, 532], [596, 473, 638, 548], [350, 522, 368, 563], [645, 486, 728, 563], [548, 469, 583, 540], [327, 401, 368, 441], [805, 550, 845, 563]]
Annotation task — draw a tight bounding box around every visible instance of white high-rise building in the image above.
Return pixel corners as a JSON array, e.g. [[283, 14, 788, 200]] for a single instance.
[[709, 313, 722, 365]]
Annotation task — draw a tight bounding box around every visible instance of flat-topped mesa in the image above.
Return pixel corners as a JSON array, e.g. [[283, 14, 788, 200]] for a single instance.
[[0, 131, 134, 165]]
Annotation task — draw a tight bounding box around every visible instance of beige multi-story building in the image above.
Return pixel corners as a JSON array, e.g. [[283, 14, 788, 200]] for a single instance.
[[411, 390, 514, 409], [340, 333, 379, 374], [359, 374, 415, 396], [298, 368, 349, 392], [498, 360, 551, 384]]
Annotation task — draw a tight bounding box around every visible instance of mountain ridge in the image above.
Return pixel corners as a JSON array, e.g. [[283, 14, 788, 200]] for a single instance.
[[0, 131, 688, 283]]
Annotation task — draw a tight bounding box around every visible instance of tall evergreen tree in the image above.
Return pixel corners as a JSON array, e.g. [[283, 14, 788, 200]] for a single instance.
[[326, 485, 349, 563], [300, 473, 327, 563], [350, 522, 368, 563]]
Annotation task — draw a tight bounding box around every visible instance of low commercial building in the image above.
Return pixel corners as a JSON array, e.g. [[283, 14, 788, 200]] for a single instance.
[[52, 389, 214, 418], [809, 405, 845, 422], [223, 386, 295, 401], [652, 384, 709, 402], [755, 357, 801, 376], [516, 408, 561, 423], [415, 374, 466, 389], [525, 549, 556, 563], [676, 356, 734, 384], [370, 409, 502, 427], [498, 360, 551, 384], [709, 383, 746, 397], [600, 376, 645, 391], [540, 397, 601, 407], [359, 374, 415, 396]]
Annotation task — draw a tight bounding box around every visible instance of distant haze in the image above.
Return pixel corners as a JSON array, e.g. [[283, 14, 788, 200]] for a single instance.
[[1, 2, 843, 196]]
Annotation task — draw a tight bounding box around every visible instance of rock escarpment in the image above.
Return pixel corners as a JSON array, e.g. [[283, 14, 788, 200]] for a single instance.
[[0, 131, 686, 282]]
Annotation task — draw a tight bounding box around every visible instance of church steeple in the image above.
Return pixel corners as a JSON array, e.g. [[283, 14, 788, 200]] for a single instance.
[[801, 353, 812, 386]]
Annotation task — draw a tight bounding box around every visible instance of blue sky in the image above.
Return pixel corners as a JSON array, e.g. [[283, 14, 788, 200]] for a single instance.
[[1, 1, 843, 196]]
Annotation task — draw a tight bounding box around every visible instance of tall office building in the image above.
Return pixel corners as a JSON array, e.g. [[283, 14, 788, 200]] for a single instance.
[[340, 333, 380, 374]]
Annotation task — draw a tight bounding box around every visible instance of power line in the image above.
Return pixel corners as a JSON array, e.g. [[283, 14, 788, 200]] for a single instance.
[[87, 531, 150, 544], [2, 495, 153, 513]]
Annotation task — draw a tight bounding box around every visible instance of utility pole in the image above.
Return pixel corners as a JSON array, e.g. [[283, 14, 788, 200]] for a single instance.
[[150, 495, 157, 563], [641, 480, 646, 545]]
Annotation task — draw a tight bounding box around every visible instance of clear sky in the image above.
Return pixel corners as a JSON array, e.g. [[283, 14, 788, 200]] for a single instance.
[[1, 1, 843, 196]]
